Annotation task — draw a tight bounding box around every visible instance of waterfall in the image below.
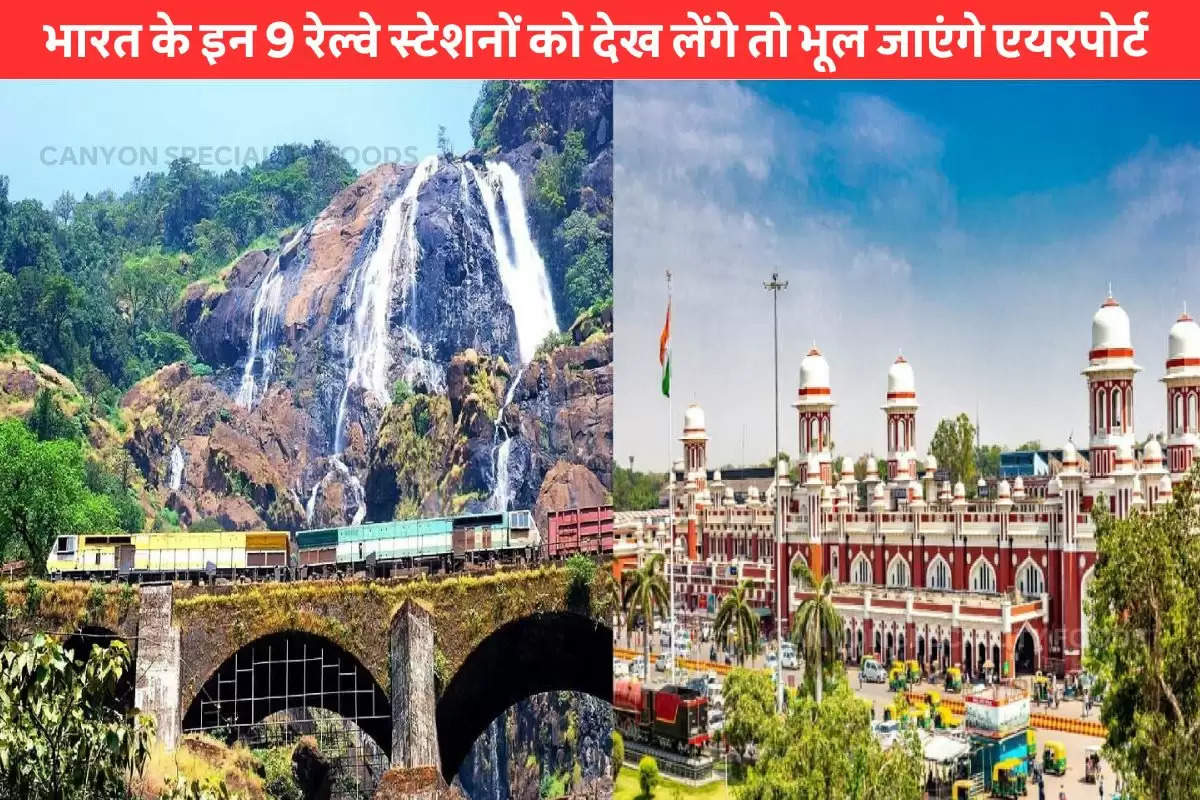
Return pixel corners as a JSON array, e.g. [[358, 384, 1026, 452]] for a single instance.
[[168, 445, 184, 491], [487, 367, 525, 511], [331, 456, 367, 526], [235, 228, 304, 408], [468, 161, 559, 363], [333, 155, 438, 454], [304, 479, 322, 524]]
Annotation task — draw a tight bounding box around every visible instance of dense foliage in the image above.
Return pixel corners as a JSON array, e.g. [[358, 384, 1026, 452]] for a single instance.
[[0, 634, 153, 800], [1086, 462, 1200, 798], [929, 413, 977, 487], [622, 553, 669, 682], [714, 580, 763, 665], [0, 144, 355, 396], [469, 81, 613, 326], [790, 561, 843, 704], [612, 466, 665, 511]]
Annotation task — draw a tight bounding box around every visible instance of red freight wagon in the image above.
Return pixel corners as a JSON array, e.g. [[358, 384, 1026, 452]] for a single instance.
[[545, 505, 614, 559]]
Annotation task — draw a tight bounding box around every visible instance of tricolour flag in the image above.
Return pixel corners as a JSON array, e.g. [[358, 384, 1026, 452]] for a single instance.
[[659, 300, 671, 397]]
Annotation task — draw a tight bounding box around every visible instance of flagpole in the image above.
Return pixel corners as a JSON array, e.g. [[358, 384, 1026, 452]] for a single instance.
[[666, 269, 677, 687]]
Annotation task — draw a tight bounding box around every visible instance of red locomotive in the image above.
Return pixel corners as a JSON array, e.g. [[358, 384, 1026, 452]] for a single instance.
[[613, 678, 709, 756]]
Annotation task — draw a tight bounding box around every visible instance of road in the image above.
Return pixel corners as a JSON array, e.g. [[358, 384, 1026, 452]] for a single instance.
[[615, 632, 1118, 800]]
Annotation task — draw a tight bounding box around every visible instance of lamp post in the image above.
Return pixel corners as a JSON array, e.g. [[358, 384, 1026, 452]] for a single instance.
[[763, 272, 788, 713]]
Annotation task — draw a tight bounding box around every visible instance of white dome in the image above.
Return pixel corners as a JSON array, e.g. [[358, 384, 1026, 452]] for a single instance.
[[1091, 295, 1132, 352], [683, 403, 706, 432], [997, 479, 1011, 498], [747, 485, 760, 501], [776, 458, 790, 477], [1143, 438, 1163, 463], [1047, 476, 1062, 496], [873, 482, 885, 499], [713, 469, 723, 482], [841, 459, 855, 478], [953, 481, 966, 498], [924, 453, 938, 471], [887, 355, 916, 396], [1159, 474, 1173, 495], [1167, 311, 1200, 364], [1062, 441, 1078, 465], [1116, 441, 1133, 462], [866, 458, 879, 477], [911, 480, 924, 500], [724, 485, 735, 499], [799, 347, 831, 391]]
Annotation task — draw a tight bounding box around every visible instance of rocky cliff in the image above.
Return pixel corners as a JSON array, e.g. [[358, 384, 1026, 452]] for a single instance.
[[124, 81, 612, 531]]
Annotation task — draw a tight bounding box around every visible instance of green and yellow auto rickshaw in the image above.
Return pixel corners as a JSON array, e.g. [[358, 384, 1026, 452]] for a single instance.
[[1026, 729, 1037, 771], [1042, 740, 1067, 776], [945, 665, 963, 693], [991, 758, 1026, 798], [907, 658, 921, 685], [1032, 672, 1050, 704], [952, 779, 976, 800], [889, 666, 907, 691]]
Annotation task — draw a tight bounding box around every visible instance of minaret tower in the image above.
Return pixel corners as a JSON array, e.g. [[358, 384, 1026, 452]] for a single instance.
[[680, 404, 709, 477], [1162, 308, 1200, 478], [794, 345, 834, 484], [883, 354, 918, 482], [1083, 290, 1140, 478]]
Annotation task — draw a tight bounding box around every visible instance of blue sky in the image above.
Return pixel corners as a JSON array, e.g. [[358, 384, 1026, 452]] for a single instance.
[[0, 81, 480, 204], [615, 81, 1200, 467]]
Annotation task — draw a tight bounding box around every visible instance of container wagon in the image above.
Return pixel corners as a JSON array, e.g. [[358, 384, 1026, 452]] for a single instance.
[[47, 531, 291, 581]]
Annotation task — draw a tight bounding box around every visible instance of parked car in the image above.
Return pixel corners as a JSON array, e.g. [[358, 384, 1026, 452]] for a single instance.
[[708, 707, 725, 733], [872, 720, 900, 749], [765, 652, 779, 670], [656, 655, 674, 673], [782, 651, 799, 670], [860, 658, 888, 683], [613, 658, 628, 679]]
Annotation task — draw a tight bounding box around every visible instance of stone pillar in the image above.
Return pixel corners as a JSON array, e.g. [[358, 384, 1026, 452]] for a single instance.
[[135, 584, 181, 751], [390, 599, 440, 772]]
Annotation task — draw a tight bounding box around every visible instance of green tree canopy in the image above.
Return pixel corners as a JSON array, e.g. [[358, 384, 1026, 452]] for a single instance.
[[0, 419, 118, 570], [1086, 463, 1200, 798], [714, 579, 762, 665], [0, 634, 153, 800], [736, 680, 924, 800], [613, 466, 664, 511], [929, 413, 977, 486]]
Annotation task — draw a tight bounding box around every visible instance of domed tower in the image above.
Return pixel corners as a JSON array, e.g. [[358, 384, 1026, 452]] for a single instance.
[[1162, 310, 1200, 478], [794, 345, 834, 483], [681, 404, 709, 476], [882, 354, 918, 481], [1083, 291, 1140, 477]]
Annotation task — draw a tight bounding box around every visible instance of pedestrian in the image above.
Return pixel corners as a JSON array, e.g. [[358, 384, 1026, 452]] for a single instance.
[[1059, 789, 1067, 800], [1038, 777, 1046, 800], [1099, 774, 1105, 800]]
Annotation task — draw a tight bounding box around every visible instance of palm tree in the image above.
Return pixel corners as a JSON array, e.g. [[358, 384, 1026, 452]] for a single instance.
[[714, 579, 761, 665], [790, 560, 844, 704], [600, 568, 627, 643], [622, 552, 669, 681]]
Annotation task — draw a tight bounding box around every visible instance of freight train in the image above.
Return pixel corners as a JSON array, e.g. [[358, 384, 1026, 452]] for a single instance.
[[613, 678, 710, 756], [46, 509, 542, 581]]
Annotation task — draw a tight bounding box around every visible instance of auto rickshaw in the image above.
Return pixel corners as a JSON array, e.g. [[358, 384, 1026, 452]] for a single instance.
[[1032, 672, 1050, 704], [1026, 729, 1037, 771], [1084, 745, 1102, 782], [925, 689, 942, 709], [907, 659, 921, 684], [952, 779, 975, 800], [1042, 741, 1067, 776], [911, 700, 931, 729], [889, 666, 907, 691], [991, 758, 1026, 798], [945, 665, 963, 693], [934, 705, 960, 729]]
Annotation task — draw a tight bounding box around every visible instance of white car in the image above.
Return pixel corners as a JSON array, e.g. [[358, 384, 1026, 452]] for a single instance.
[[765, 653, 779, 670], [781, 651, 799, 670], [872, 720, 900, 749], [708, 707, 725, 733], [613, 658, 628, 679], [860, 659, 888, 683], [656, 655, 674, 673]]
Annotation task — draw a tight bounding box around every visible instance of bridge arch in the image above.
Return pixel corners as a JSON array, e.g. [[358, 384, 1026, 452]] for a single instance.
[[435, 611, 612, 780], [180, 630, 392, 754]]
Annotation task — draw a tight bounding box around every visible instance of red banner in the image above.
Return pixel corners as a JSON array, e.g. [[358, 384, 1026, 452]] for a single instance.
[[1, 0, 1196, 78]]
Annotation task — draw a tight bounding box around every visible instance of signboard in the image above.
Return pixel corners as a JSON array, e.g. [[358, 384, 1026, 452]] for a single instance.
[[934, 469, 950, 483], [965, 695, 1030, 738], [978, 484, 991, 499], [891, 487, 908, 501]]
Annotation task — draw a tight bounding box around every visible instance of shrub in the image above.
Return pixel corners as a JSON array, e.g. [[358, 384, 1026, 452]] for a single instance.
[[638, 755, 659, 797]]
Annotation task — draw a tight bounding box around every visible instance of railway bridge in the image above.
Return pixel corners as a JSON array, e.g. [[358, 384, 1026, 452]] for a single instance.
[[12, 567, 612, 788]]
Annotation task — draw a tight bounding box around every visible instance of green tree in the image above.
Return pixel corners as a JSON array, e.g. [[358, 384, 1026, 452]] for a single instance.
[[0, 419, 117, 570], [929, 413, 977, 486], [637, 755, 659, 798], [1015, 440, 1042, 452], [974, 444, 1003, 481], [736, 679, 924, 800], [564, 553, 596, 615], [790, 560, 844, 704], [622, 553, 669, 681], [27, 389, 80, 442], [1086, 462, 1200, 798], [189, 219, 238, 269], [610, 730, 624, 777], [714, 580, 762, 665], [613, 466, 664, 511], [565, 241, 612, 320], [721, 667, 778, 762], [0, 634, 154, 800]]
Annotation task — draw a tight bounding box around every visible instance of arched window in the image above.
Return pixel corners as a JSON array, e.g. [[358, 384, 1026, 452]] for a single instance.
[[1111, 388, 1123, 429], [887, 555, 910, 588], [809, 418, 820, 449], [830, 548, 839, 581], [1096, 389, 1107, 431], [926, 556, 951, 590], [1017, 560, 1045, 596], [851, 554, 873, 585], [1176, 393, 1185, 433], [1190, 393, 1198, 434], [970, 558, 997, 593]]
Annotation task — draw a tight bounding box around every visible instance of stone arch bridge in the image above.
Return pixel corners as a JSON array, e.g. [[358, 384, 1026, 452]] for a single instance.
[[13, 568, 612, 787]]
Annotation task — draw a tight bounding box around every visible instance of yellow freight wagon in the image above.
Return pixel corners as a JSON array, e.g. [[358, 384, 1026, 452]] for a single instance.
[[48, 530, 291, 580]]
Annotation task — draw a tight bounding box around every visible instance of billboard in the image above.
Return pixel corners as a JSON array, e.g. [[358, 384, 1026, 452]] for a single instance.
[[965, 694, 1030, 739]]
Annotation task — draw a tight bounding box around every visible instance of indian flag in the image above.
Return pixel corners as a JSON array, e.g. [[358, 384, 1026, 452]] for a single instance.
[[659, 300, 671, 397]]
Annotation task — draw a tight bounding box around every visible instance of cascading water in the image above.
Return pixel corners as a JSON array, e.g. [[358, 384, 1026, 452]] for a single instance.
[[468, 161, 559, 362], [333, 155, 438, 454], [235, 228, 304, 408], [487, 366, 524, 512], [168, 445, 184, 491]]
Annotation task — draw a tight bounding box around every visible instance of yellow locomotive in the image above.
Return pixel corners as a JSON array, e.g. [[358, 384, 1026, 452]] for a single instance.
[[47, 530, 291, 580]]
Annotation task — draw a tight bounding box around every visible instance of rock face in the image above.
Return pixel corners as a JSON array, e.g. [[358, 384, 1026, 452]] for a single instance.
[[129, 81, 612, 530]]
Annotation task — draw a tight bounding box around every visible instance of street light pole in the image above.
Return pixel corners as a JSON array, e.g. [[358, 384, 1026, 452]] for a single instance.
[[763, 272, 788, 714]]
